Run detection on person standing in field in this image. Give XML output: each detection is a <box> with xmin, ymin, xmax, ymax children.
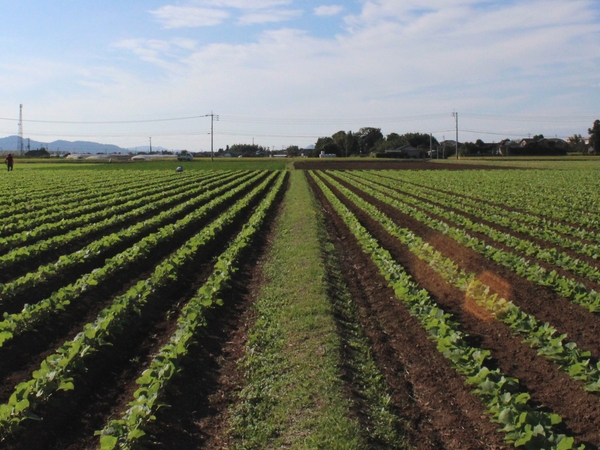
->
<box><xmin>5</xmin><ymin>154</ymin><xmax>14</xmax><ymax>171</ymax></box>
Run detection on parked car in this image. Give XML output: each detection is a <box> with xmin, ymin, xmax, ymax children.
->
<box><xmin>177</xmin><ymin>153</ymin><xmax>193</xmax><ymax>161</ymax></box>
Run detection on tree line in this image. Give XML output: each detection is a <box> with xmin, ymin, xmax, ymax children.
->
<box><xmin>220</xmin><ymin>119</ymin><xmax>600</xmax><ymax>158</ymax></box>
<box><xmin>306</xmin><ymin>128</ymin><xmax>439</xmax><ymax>157</ymax></box>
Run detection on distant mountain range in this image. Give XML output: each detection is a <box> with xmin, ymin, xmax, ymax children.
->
<box><xmin>0</xmin><ymin>135</ymin><xmax>167</xmax><ymax>154</ymax></box>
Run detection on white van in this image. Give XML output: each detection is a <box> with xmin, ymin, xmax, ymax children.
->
<box><xmin>177</xmin><ymin>153</ymin><xmax>193</xmax><ymax>161</ymax></box>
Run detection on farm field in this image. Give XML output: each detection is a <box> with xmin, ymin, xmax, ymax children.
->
<box><xmin>1</xmin><ymin>159</ymin><xmax>600</xmax><ymax>449</ymax></box>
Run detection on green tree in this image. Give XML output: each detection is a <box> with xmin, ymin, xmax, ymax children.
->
<box><xmin>332</xmin><ymin>130</ymin><xmax>359</xmax><ymax>157</ymax></box>
<box><xmin>588</xmin><ymin>120</ymin><xmax>600</xmax><ymax>152</ymax></box>
<box><xmin>568</xmin><ymin>134</ymin><xmax>586</xmax><ymax>154</ymax></box>
<box><xmin>313</xmin><ymin>137</ymin><xmax>341</xmax><ymax>157</ymax></box>
<box><xmin>285</xmin><ymin>145</ymin><xmax>299</xmax><ymax>157</ymax></box>
<box><xmin>386</xmin><ymin>132</ymin><xmax>408</xmax><ymax>148</ymax></box>
<box><xmin>229</xmin><ymin>143</ymin><xmax>269</xmax><ymax>155</ymax></box>
<box><xmin>373</xmin><ymin>132</ymin><xmax>408</xmax><ymax>152</ymax></box>
<box><xmin>401</xmin><ymin>132</ymin><xmax>438</xmax><ymax>149</ymax></box>
<box><xmin>356</xmin><ymin>127</ymin><xmax>384</xmax><ymax>155</ymax></box>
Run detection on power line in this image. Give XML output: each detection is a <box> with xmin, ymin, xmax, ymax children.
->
<box><xmin>0</xmin><ymin>130</ymin><xmax>208</xmax><ymax>138</ymax></box>
<box><xmin>0</xmin><ymin>115</ymin><xmax>206</xmax><ymax>124</ymax></box>
<box><xmin>461</xmin><ymin>113</ymin><xmax>597</xmax><ymax>123</ymax></box>
<box><xmin>219</xmin><ymin>113</ymin><xmax>450</xmax><ymax>125</ymax></box>
<box><xmin>0</xmin><ymin>111</ymin><xmax>595</xmax><ymax>125</ymax></box>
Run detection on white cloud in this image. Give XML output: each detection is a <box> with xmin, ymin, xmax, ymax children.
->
<box><xmin>150</xmin><ymin>1</ymin><xmax>300</xmax><ymax>28</ymax></box>
<box><xmin>113</xmin><ymin>38</ymin><xmax>198</xmax><ymax>70</ymax></box>
<box><xmin>237</xmin><ymin>9</ymin><xmax>302</xmax><ymax>24</ymax></box>
<box><xmin>314</xmin><ymin>5</ymin><xmax>344</xmax><ymax>17</ymax></box>
<box><xmin>150</xmin><ymin>5</ymin><xmax>230</xmax><ymax>28</ymax></box>
<box><xmin>200</xmin><ymin>0</ymin><xmax>292</xmax><ymax>8</ymax></box>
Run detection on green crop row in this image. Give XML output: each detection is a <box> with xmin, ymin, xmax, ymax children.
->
<box><xmin>97</xmin><ymin>171</ymin><xmax>286</xmax><ymax>449</ymax></box>
<box><xmin>0</xmin><ymin>172</ymin><xmax>239</xmax><ymax>272</ymax></box>
<box><xmin>0</xmin><ymin>171</ymin><xmax>217</xmax><ymax>253</ymax></box>
<box><xmin>0</xmin><ymin>170</ymin><xmax>249</xmax><ymax>305</ymax></box>
<box><xmin>309</xmin><ymin>171</ymin><xmax>580</xmax><ymax>450</ymax></box>
<box><xmin>0</xmin><ymin>171</ymin><xmax>215</xmax><ymax>238</ymax></box>
<box><xmin>0</xmin><ymin>171</ymin><xmax>266</xmax><ymax>348</ymax></box>
<box><xmin>0</xmin><ymin>171</ymin><xmax>280</xmax><ymax>440</ymax></box>
<box><xmin>344</xmin><ymin>171</ymin><xmax>600</xmax><ymax>287</ymax></box>
<box><xmin>371</xmin><ymin>171</ymin><xmax>600</xmax><ymax>251</ymax></box>
<box><xmin>322</xmin><ymin>171</ymin><xmax>600</xmax><ymax>399</ymax></box>
<box><xmin>378</xmin><ymin>170</ymin><xmax>600</xmax><ymax>231</ymax></box>
<box><xmin>336</xmin><ymin>171</ymin><xmax>600</xmax><ymax>314</ymax></box>
<box><xmin>0</xmin><ymin>171</ymin><xmax>174</xmax><ymax>222</ymax></box>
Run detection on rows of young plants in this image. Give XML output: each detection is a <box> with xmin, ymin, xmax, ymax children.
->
<box><xmin>97</xmin><ymin>170</ymin><xmax>286</xmax><ymax>449</ymax></box>
<box><xmin>0</xmin><ymin>173</ymin><xmax>232</xmax><ymax>278</ymax></box>
<box><xmin>0</xmin><ymin>171</ymin><xmax>175</xmax><ymax>220</ymax></box>
<box><xmin>347</xmin><ymin>171</ymin><xmax>600</xmax><ymax>282</ymax></box>
<box><xmin>339</xmin><ymin>171</ymin><xmax>600</xmax><ymax>316</ymax></box>
<box><xmin>309</xmin><ymin>170</ymin><xmax>581</xmax><ymax>449</ymax></box>
<box><xmin>0</xmin><ymin>168</ymin><xmax>285</xmax><ymax>447</ymax></box>
<box><xmin>378</xmin><ymin>169</ymin><xmax>600</xmax><ymax>230</ymax></box>
<box><xmin>0</xmin><ymin>171</ymin><xmax>204</xmax><ymax>240</ymax></box>
<box><xmin>0</xmin><ymin>171</ymin><xmax>266</xmax><ymax>348</ymax></box>
<box><xmin>5</xmin><ymin>163</ymin><xmax>600</xmax><ymax>449</ymax></box>
<box><xmin>321</xmin><ymin>171</ymin><xmax>600</xmax><ymax>397</ymax></box>
<box><xmin>371</xmin><ymin>172</ymin><xmax>600</xmax><ymax>252</ymax></box>
<box><xmin>0</xmin><ymin>170</ymin><xmax>253</xmax><ymax>305</ymax></box>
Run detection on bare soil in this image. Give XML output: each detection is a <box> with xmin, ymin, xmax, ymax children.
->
<box><xmin>310</xmin><ymin>170</ymin><xmax>600</xmax><ymax>449</ymax></box>
<box><xmin>294</xmin><ymin>160</ymin><xmax>519</xmax><ymax>171</ymax></box>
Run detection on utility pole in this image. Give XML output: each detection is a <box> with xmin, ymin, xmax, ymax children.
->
<box><xmin>209</xmin><ymin>112</ymin><xmax>219</xmax><ymax>162</ymax></box>
<box><xmin>442</xmin><ymin>135</ymin><xmax>446</xmax><ymax>159</ymax></box>
<box><xmin>149</xmin><ymin>137</ymin><xmax>152</xmax><ymax>153</ymax></box>
<box><xmin>452</xmin><ymin>111</ymin><xmax>459</xmax><ymax>160</ymax></box>
<box><xmin>18</xmin><ymin>104</ymin><xmax>24</xmax><ymax>156</ymax></box>
<box><xmin>429</xmin><ymin>132</ymin><xmax>433</xmax><ymax>159</ymax></box>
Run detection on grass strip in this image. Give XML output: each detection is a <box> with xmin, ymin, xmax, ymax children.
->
<box><xmin>228</xmin><ymin>170</ymin><xmax>363</xmax><ymax>450</ymax></box>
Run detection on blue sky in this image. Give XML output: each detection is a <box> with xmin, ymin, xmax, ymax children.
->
<box><xmin>1</xmin><ymin>0</ymin><xmax>599</xmax><ymax>151</ymax></box>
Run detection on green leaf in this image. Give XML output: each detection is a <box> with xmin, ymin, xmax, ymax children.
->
<box><xmin>0</xmin><ymin>331</ymin><xmax>14</xmax><ymax>346</ymax></box>
<box><xmin>15</xmin><ymin>398</ymin><xmax>30</xmax><ymax>413</ymax></box>
<box><xmin>128</xmin><ymin>428</ymin><xmax>146</xmax><ymax>440</ymax></box>
<box><xmin>59</xmin><ymin>381</ymin><xmax>75</xmax><ymax>391</ymax></box>
<box><xmin>99</xmin><ymin>435</ymin><xmax>119</xmax><ymax>450</ymax></box>
<box><xmin>557</xmin><ymin>436</ymin><xmax>575</xmax><ymax>450</ymax></box>
<box><xmin>84</xmin><ymin>328</ymin><xmax>96</xmax><ymax>340</ymax></box>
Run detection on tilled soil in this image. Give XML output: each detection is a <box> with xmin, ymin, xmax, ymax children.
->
<box><xmin>0</xmin><ymin>175</ymin><xmax>280</xmax><ymax>450</ymax></box>
<box><xmin>294</xmin><ymin>160</ymin><xmax>519</xmax><ymax>171</ymax></box>
<box><xmin>307</xmin><ymin>172</ymin><xmax>508</xmax><ymax>449</ymax></box>
<box><xmin>309</xmin><ymin>170</ymin><xmax>600</xmax><ymax>449</ymax></box>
